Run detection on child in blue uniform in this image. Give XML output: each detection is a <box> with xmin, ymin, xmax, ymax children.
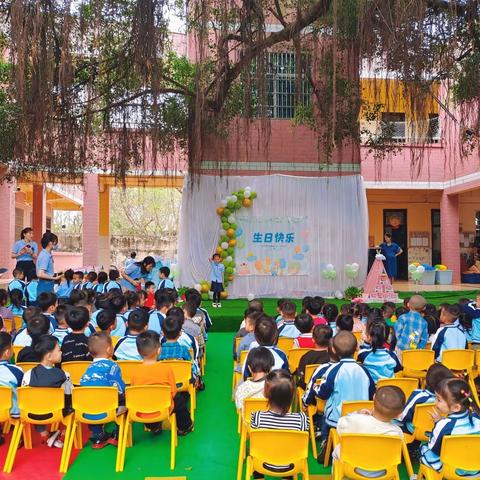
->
<box><xmin>357</xmin><ymin>320</ymin><xmax>402</xmax><ymax>383</ymax></box>
<box><xmin>431</xmin><ymin>304</ymin><xmax>468</xmax><ymax>361</ymax></box>
<box><xmin>113</xmin><ymin>309</ymin><xmax>148</xmax><ymax>360</ymax></box>
<box><xmin>95</xmin><ymin>271</ymin><xmax>108</xmax><ymax>294</ymax></box>
<box><xmin>25</xmin><ymin>274</ymin><xmax>39</xmax><ymax>307</ymax></box>
<box><xmin>156</xmin><ymin>266</ymin><xmax>176</xmax><ymax>291</ymax></box>
<box><xmin>8</xmin><ymin>269</ymin><xmax>26</xmax><ymax>295</ymax></box>
<box><xmin>420</xmin><ymin>378</ymin><xmax>480</xmax><ymax>473</ymax></box>
<box><xmin>463</xmin><ymin>292</ymin><xmax>480</xmax><ymax>347</ymax></box>
<box><xmin>208</xmin><ymin>253</ymin><xmax>224</xmax><ymax>308</ymax></box>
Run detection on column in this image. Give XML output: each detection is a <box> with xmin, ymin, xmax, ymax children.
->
<box><xmin>98</xmin><ymin>185</ymin><xmax>111</xmax><ymax>269</ymax></box>
<box><xmin>0</xmin><ymin>179</ymin><xmax>17</xmax><ymax>271</ymax></box>
<box><xmin>440</xmin><ymin>191</ymin><xmax>461</xmax><ymax>283</ymax></box>
<box><xmin>82</xmin><ymin>173</ymin><xmax>100</xmax><ymax>267</ymax></box>
<box><xmin>32</xmin><ymin>183</ymin><xmax>46</xmax><ymax>243</ymax></box>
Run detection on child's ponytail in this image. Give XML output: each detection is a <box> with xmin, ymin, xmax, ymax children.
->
<box><xmin>367</xmin><ymin>320</ymin><xmax>386</xmax><ymax>352</ymax></box>
<box><xmin>436</xmin><ymin>378</ymin><xmax>480</xmax><ymax>416</ymax></box>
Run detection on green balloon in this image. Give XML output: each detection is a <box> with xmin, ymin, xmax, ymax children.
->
<box><xmin>229</xmin><ymin>261</ymin><xmax>236</xmax><ymax>268</ymax></box>
<box><xmin>250</xmin><ymin>191</ymin><xmax>257</xmax><ymax>199</ymax></box>
<box><xmin>221</xmin><ymin>216</ymin><xmax>228</xmax><ymax>223</ymax></box>
<box><xmin>226</xmin><ymin>267</ymin><xmax>234</xmax><ymax>274</ymax></box>
<box><xmin>221</xmin><ymin>251</ymin><xmax>228</xmax><ymax>259</ymax></box>
<box><xmin>221</xmin><ymin>235</ymin><xmax>229</xmax><ymax>243</ymax></box>
<box><xmin>201</xmin><ymin>293</ymin><xmax>209</xmax><ymax>300</ymax></box>
<box><xmin>237</xmin><ymin>193</ymin><xmax>244</xmax><ymax>201</ymax></box>
<box><xmin>227</xmin><ymin>247</ymin><xmax>234</xmax><ymax>255</ymax></box>
<box><xmin>223</xmin><ymin>208</ymin><xmax>231</xmax><ymax>216</ymax></box>
<box><xmin>231</xmin><ymin>223</ymin><xmax>237</xmax><ymax>230</ymax></box>
<box><xmin>238</xmin><ymin>189</ymin><xmax>245</xmax><ymax>194</ymax></box>
<box><xmin>222</xmin><ymin>222</ymin><xmax>230</xmax><ymax>230</ymax></box>
<box><xmin>235</xmin><ymin>201</ymin><xmax>242</xmax><ymax>209</ymax></box>
<box><xmin>227</xmin><ymin>201</ymin><xmax>235</xmax><ymax>209</ymax></box>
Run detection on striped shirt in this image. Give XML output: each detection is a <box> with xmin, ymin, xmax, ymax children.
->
<box><xmin>420</xmin><ymin>410</ymin><xmax>480</xmax><ymax>472</ymax></box>
<box><xmin>251</xmin><ymin>410</ymin><xmax>309</xmax><ymax>431</ymax></box>
<box><xmin>398</xmin><ymin>389</ymin><xmax>435</xmax><ymax>434</ymax></box>
<box><xmin>357</xmin><ymin>347</ymin><xmax>402</xmax><ymax>383</ymax></box>
<box><xmin>431</xmin><ymin>320</ymin><xmax>468</xmax><ymax>361</ymax></box>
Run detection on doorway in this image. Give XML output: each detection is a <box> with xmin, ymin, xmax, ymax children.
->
<box><xmin>431</xmin><ymin>209</ymin><xmax>441</xmax><ymax>266</ymax></box>
<box><xmin>383</xmin><ymin>209</ymin><xmax>408</xmax><ymax>280</ymax></box>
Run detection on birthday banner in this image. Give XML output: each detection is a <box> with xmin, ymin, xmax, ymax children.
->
<box><xmin>235</xmin><ymin>216</ymin><xmax>310</xmax><ymax>276</ymax></box>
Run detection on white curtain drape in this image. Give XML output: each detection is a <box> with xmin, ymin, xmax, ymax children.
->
<box><xmin>177</xmin><ymin>174</ymin><xmax>369</xmax><ymax>298</ymax></box>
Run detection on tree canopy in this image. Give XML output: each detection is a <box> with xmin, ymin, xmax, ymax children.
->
<box><xmin>0</xmin><ymin>0</ymin><xmax>479</xmax><ymax>181</ymax></box>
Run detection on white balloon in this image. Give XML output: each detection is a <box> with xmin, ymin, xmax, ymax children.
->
<box><xmin>247</xmin><ymin>293</ymin><xmax>255</xmax><ymax>301</ymax></box>
<box><xmin>231</xmin><ymin>195</ymin><xmax>237</xmax><ymax>202</ymax></box>
<box><xmin>335</xmin><ymin>290</ymin><xmax>344</xmax><ymax>299</ymax></box>
<box><xmin>220</xmin><ymin>199</ymin><xmax>227</xmax><ymax>207</ymax></box>
<box><xmin>245</xmin><ymin>186</ymin><xmax>251</xmax><ymax>191</ymax></box>
<box><xmin>221</xmin><ymin>242</ymin><xmax>229</xmax><ymax>249</ymax></box>
<box><xmin>326</xmin><ymin>263</ymin><xmax>334</xmax><ymax>271</ymax></box>
<box><xmin>226</xmin><ymin>256</ymin><xmax>233</xmax><ymax>262</ymax></box>
<box><xmin>244</xmin><ymin>191</ymin><xmax>251</xmax><ymax>198</ymax></box>
<box><xmin>194</xmin><ymin>283</ymin><xmax>201</xmax><ymax>292</ymax></box>
<box><xmin>352</xmin><ymin>263</ymin><xmax>359</xmax><ymax>270</ymax></box>
<box><xmin>226</xmin><ymin>196</ymin><xmax>232</xmax><ymax>202</ymax></box>
<box><xmin>228</xmin><ymin>215</ymin><xmax>235</xmax><ymax>224</ymax></box>
<box><xmin>417</xmin><ymin>265</ymin><xmax>425</xmax><ymax>273</ymax></box>
<box><xmin>220</xmin><ymin>229</ymin><xmax>227</xmax><ymax>236</ymax></box>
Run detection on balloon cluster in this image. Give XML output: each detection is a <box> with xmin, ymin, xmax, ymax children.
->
<box><xmin>434</xmin><ymin>264</ymin><xmax>448</xmax><ymax>271</ymax></box>
<box><xmin>195</xmin><ymin>281</ymin><xmax>211</xmax><ymax>301</ymax></box>
<box><xmin>344</xmin><ymin>263</ymin><xmax>360</xmax><ymax>279</ymax></box>
<box><xmin>322</xmin><ymin>264</ymin><xmax>337</xmax><ymax>280</ymax></box>
<box><xmin>215</xmin><ymin>186</ymin><xmax>257</xmax><ymax>291</ymax></box>
<box><xmin>408</xmin><ymin>263</ymin><xmax>425</xmax><ymax>282</ymax></box>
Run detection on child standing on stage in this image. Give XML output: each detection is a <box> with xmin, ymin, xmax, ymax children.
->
<box><xmin>208</xmin><ymin>253</ymin><xmax>225</xmax><ymax>308</ymax></box>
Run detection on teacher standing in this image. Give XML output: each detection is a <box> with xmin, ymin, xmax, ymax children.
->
<box><xmin>11</xmin><ymin>227</ymin><xmax>38</xmax><ymax>281</ymax></box>
<box><xmin>379</xmin><ymin>232</ymin><xmax>403</xmax><ymax>283</ymax></box>
<box><xmin>120</xmin><ymin>256</ymin><xmax>156</xmax><ymax>291</ymax></box>
<box><xmin>36</xmin><ymin>232</ymin><xmax>62</xmax><ymax>294</ymax></box>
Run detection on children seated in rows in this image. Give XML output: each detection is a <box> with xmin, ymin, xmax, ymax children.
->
<box><xmin>94</xmin><ymin>271</ymin><xmax>108</xmax><ymax>294</ymax></box>
<box><xmin>108</xmin><ymin>292</ymin><xmax>128</xmax><ymax>337</ymax></box>
<box><xmin>431</xmin><ymin>303</ymin><xmax>468</xmax><ymax>361</ymax></box>
<box><xmin>420</xmin><ymin>378</ymin><xmax>480</xmax><ymax>473</ymax></box>
<box><xmin>72</xmin><ymin>271</ymin><xmax>84</xmax><ymax>290</ymax></box>
<box><xmin>234</xmin><ymin>308</ymin><xmax>262</xmax><ymax>360</ymax></box>
<box><xmin>106</xmin><ymin>269</ymin><xmax>122</xmax><ymax>292</ymax></box>
<box><xmin>8</xmin><ymin>269</ymin><xmax>26</xmax><ymax>295</ymax></box>
<box><xmin>296</xmin><ymin>324</ymin><xmax>332</xmax><ymax>389</ymax></box>
<box><xmin>235</xmin><ymin>347</ymin><xmax>274</xmax><ymax>412</ymax></box>
<box><xmin>305</xmin><ymin>297</ymin><xmax>326</xmax><ymax>326</ymax></box>
<box><xmin>17</xmin><ymin>314</ymin><xmax>51</xmax><ymax>362</ymax></box>
<box><xmin>183</xmin><ymin>289</ymin><xmax>208</xmax><ymax>340</ymax></box>
<box><xmin>9</xmin><ymin>290</ymin><xmax>24</xmax><ymax>317</ymax></box>
<box><xmin>182</xmin><ymin>302</ymin><xmax>205</xmax><ymax>355</ymax></box>
<box><xmin>22</xmin><ymin>335</ymin><xmax>72</xmax><ymax>448</ymax></box>
<box><xmin>37</xmin><ymin>291</ymin><xmax>57</xmax><ymax>331</ymax></box>
<box><xmin>303</xmin><ymin>331</ymin><xmax>375</xmax><ymax>441</ymax></box>
<box><xmin>277</xmin><ymin>300</ymin><xmax>299</xmax><ymax>337</ymax></box>
<box><xmin>336</xmin><ymin>315</ymin><xmax>353</xmax><ymax>334</ymax></box>
<box><xmin>52</xmin><ymin>304</ymin><xmax>70</xmax><ymax>345</ymax></box>
<box><xmin>293</xmin><ymin>313</ymin><xmax>315</xmax><ymax>348</ymax></box>
<box><xmin>61</xmin><ymin>306</ymin><xmax>92</xmax><ymax>362</ymax></box>
<box><xmin>56</xmin><ymin>269</ymin><xmax>75</xmax><ymax>300</ymax></box>
<box><xmin>13</xmin><ymin>307</ymin><xmax>41</xmax><ymax>347</ymax></box>
<box><xmin>243</xmin><ymin>316</ymin><xmax>289</xmax><ymax>380</ymax></box>
<box><xmin>131</xmin><ymin>330</ymin><xmax>194</xmax><ymax>436</ymax></box>
<box><xmin>80</xmin><ymin>332</ymin><xmax>125</xmax><ymax>448</ymax></box>
<box><xmin>357</xmin><ymin>320</ymin><xmax>402</xmax><ymax>383</ymax></box>
<box><xmin>148</xmin><ymin>289</ymin><xmax>175</xmax><ymax>334</ymax></box>
<box><xmin>323</xmin><ymin>303</ymin><xmax>339</xmax><ymax>331</ymax></box>
<box><xmin>113</xmin><ymin>308</ymin><xmax>149</xmax><ymax>360</ymax></box>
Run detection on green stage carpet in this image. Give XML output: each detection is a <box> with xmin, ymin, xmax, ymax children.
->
<box><xmin>207</xmin><ymin>291</ymin><xmax>478</xmax><ymax>332</ymax></box>
<box><xmin>63</xmin><ymin>332</ymin><xmax>423</xmax><ymax>479</ymax></box>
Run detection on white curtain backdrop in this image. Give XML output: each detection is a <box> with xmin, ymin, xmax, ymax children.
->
<box><xmin>177</xmin><ymin>174</ymin><xmax>369</xmax><ymax>298</ymax></box>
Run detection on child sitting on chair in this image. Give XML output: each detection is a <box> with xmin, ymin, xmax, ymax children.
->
<box><xmin>16</xmin><ymin>314</ymin><xmax>51</xmax><ymax>362</ymax></box>
<box><xmin>113</xmin><ymin>308</ymin><xmax>148</xmax><ymax>360</ymax></box>
<box><xmin>431</xmin><ymin>304</ymin><xmax>468</xmax><ymax>361</ymax></box>
<box><xmin>61</xmin><ymin>306</ymin><xmax>92</xmax><ymax>362</ymax></box>
<box><xmin>293</xmin><ymin>313</ymin><xmax>315</xmax><ymax>348</ymax></box>
<box><xmin>235</xmin><ymin>347</ymin><xmax>274</xmax><ymax>413</ymax></box>
<box><xmin>277</xmin><ymin>301</ymin><xmax>300</xmax><ymax>338</ymax></box>
<box><xmin>333</xmin><ymin>386</ymin><xmax>405</xmax><ymax>470</ymax></box>
<box><xmin>234</xmin><ymin>309</ymin><xmax>262</xmax><ymax>361</ymax></box>
<box><xmin>250</xmin><ymin>369</ymin><xmax>309</xmax><ymax>478</ymax></box>
<box><xmin>21</xmin><ymin>335</ymin><xmax>72</xmax><ymax>448</ymax></box>
<box><xmin>80</xmin><ymin>332</ymin><xmax>125</xmax><ymax>449</ymax></box>
<box><xmin>131</xmin><ymin>330</ymin><xmax>194</xmax><ymax>436</ymax></box>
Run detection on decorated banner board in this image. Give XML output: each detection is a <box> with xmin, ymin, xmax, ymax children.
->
<box><xmin>235</xmin><ymin>216</ymin><xmax>310</xmax><ymax>276</ymax></box>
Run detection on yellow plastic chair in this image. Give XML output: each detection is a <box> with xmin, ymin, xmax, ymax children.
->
<box><xmin>111</xmin><ymin>336</ymin><xmax>121</xmax><ymax>348</ymax></box>
<box><xmin>277</xmin><ymin>337</ymin><xmax>294</xmax><ymax>353</ymax></box>
<box><xmin>475</xmin><ymin>349</ymin><xmax>480</xmax><ymax>371</ymax></box>
<box><xmin>61</xmin><ymin>361</ymin><xmax>91</xmax><ymax>385</ymax></box>
<box><xmin>232</xmin><ymin>349</ymin><xmax>249</xmax><ymax>395</ymax></box>
<box><xmin>441</xmin><ymin>349</ymin><xmax>480</xmax><ymax>406</ymax></box>
<box><xmin>60</xmin><ymin>386</ymin><xmax>126</xmax><ymax>473</ymax></box>
<box><xmin>118</xmin><ymin>385</ymin><xmax>177</xmax><ymax>471</ymax></box>
<box><xmin>244</xmin><ymin>429</ymin><xmax>309</xmax><ymax>480</ymax></box>
<box><xmin>3</xmin><ymin>387</ymin><xmax>73</xmax><ymax>473</ymax></box>
<box><xmin>377</xmin><ymin>377</ymin><xmax>419</xmax><ymax>401</ymax></box>
<box><xmin>12</xmin><ymin>346</ymin><xmax>23</xmax><ymax>362</ymax></box>
<box><xmin>401</xmin><ymin>350</ymin><xmax>435</xmax><ymax>386</ymax></box>
<box><xmin>418</xmin><ymin>435</ymin><xmax>480</xmax><ymax>480</ymax></box>
<box><xmin>404</xmin><ymin>403</ymin><xmax>436</xmax><ymax>444</ymax></box>
<box><xmin>296</xmin><ymin>363</ymin><xmax>320</xmax><ymax>410</ymax></box>
<box><xmin>353</xmin><ymin>331</ymin><xmax>363</xmax><ymax>343</ymax></box>
<box><xmin>15</xmin><ymin>362</ymin><xmax>40</xmax><ymax>371</ymax></box>
<box><xmin>4</xmin><ymin>316</ymin><xmax>23</xmax><ymax>334</ymax></box>
<box><xmin>324</xmin><ymin>401</ymin><xmax>374</xmax><ymax>467</ymax></box>
<box><xmin>236</xmin><ymin>397</ymin><xmax>269</xmax><ymax>480</ymax></box>
<box><xmin>116</xmin><ymin>360</ymin><xmax>143</xmax><ymax>385</ymax></box>
<box><xmin>0</xmin><ymin>386</ymin><xmax>18</xmax><ymax>436</ymax></box>
<box><xmin>287</xmin><ymin>348</ymin><xmax>312</xmax><ymax>375</ymax></box>
<box><xmin>332</xmin><ymin>434</ymin><xmax>402</xmax><ymax>480</ymax></box>
<box><xmin>160</xmin><ymin>360</ymin><xmax>196</xmax><ymax>421</ymax></box>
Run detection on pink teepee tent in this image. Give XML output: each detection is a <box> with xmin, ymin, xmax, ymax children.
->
<box><xmin>362</xmin><ymin>253</ymin><xmax>400</xmax><ymax>303</ymax></box>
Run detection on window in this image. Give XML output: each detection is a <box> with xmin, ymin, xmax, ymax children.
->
<box><xmin>253</xmin><ymin>52</ymin><xmax>311</xmax><ymax>119</ymax></box>
<box><xmin>381</xmin><ymin>112</ymin><xmax>406</xmax><ymax>142</ymax></box>
<box><xmin>427</xmin><ymin>114</ymin><xmax>440</xmax><ymax>143</ymax></box>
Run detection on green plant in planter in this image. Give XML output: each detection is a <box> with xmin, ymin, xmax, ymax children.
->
<box><xmin>344</xmin><ymin>286</ymin><xmax>363</xmax><ymax>301</ymax></box>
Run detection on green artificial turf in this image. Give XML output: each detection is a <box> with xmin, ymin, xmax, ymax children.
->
<box><xmin>207</xmin><ymin>291</ymin><xmax>479</xmax><ymax>332</ymax></box>
<box><xmin>63</xmin><ymin>332</ymin><xmax>422</xmax><ymax>480</ymax></box>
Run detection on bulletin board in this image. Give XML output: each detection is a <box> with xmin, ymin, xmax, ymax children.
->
<box><xmin>409</xmin><ymin>231</ymin><xmax>430</xmax><ymax>248</ymax></box>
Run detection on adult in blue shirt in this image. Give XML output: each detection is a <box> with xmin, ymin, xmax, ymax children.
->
<box><xmin>36</xmin><ymin>232</ymin><xmax>62</xmax><ymax>294</ymax></box>
<box><xmin>11</xmin><ymin>227</ymin><xmax>38</xmax><ymax>281</ymax></box>
<box><xmin>120</xmin><ymin>256</ymin><xmax>156</xmax><ymax>292</ymax></box>
<box><xmin>379</xmin><ymin>233</ymin><xmax>403</xmax><ymax>283</ymax></box>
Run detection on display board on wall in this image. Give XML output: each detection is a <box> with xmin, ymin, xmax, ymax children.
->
<box><xmin>409</xmin><ymin>231</ymin><xmax>430</xmax><ymax>247</ymax></box>
<box><xmin>408</xmin><ymin>247</ymin><xmax>432</xmax><ymax>266</ymax></box>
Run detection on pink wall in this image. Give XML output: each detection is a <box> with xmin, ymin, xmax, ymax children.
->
<box><xmin>52</xmin><ymin>252</ymin><xmax>84</xmax><ymax>272</ymax></box>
